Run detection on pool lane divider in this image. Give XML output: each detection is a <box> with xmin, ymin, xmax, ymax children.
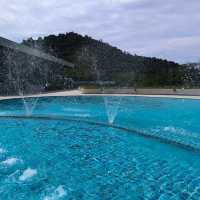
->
<box><xmin>0</xmin><ymin>115</ymin><xmax>200</xmax><ymax>154</ymax></box>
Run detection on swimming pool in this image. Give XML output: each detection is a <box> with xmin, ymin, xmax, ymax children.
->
<box><xmin>0</xmin><ymin>96</ymin><xmax>200</xmax><ymax>199</ymax></box>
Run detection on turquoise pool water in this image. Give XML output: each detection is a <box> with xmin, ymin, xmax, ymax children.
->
<box><xmin>0</xmin><ymin>96</ymin><xmax>200</xmax><ymax>199</ymax></box>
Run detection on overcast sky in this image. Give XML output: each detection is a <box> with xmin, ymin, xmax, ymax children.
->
<box><xmin>1</xmin><ymin>0</ymin><xmax>200</xmax><ymax>63</ymax></box>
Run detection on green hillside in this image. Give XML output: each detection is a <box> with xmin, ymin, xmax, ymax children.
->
<box><xmin>22</xmin><ymin>32</ymin><xmax>187</xmax><ymax>88</ymax></box>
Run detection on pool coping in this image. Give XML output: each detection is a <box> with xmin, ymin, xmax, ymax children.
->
<box><xmin>1</xmin><ymin>90</ymin><xmax>200</xmax><ymax>100</ymax></box>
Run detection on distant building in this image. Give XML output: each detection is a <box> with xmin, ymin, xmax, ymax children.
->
<box><xmin>76</xmin><ymin>81</ymin><xmax>115</xmax><ymax>86</ymax></box>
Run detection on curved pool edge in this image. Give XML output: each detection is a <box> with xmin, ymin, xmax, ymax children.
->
<box><xmin>0</xmin><ymin>114</ymin><xmax>200</xmax><ymax>154</ymax></box>
<box><xmin>1</xmin><ymin>90</ymin><xmax>200</xmax><ymax>101</ymax></box>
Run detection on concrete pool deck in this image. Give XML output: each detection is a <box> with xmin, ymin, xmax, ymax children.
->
<box><xmin>1</xmin><ymin>89</ymin><xmax>200</xmax><ymax>100</ymax></box>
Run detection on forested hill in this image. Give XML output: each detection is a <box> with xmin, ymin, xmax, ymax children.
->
<box><xmin>22</xmin><ymin>32</ymin><xmax>187</xmax><ymax>87</ymax></box>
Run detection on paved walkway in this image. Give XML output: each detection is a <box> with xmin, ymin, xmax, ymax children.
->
<box><xmin>0</xmin><ymin>90</ymin><xmax>81</xmax><ymax>100</ymax></box>
<box><xmin>1</xmin><ymin>90</ymin><xmax>200</xmax><ymax>100</ymax></box>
